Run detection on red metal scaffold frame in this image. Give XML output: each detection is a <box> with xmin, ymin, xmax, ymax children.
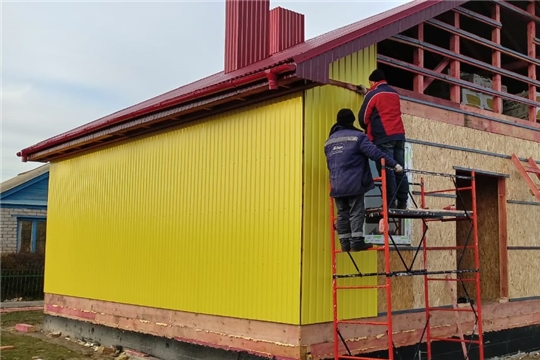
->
<box><xmin>329</xmin><ymin>160</ymin><xmax>484</xmax><ymax>360</ymax></box>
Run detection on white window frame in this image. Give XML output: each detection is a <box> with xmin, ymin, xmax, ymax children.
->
<box><xmin>364</xmin><ymin>142</ymin><xmax>413</xmax><ymax>245</ymax></box>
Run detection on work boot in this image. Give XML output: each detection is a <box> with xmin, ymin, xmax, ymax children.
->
<box><xmin>397</xmin><ymin>201</ymin><xmax>407</xmax><ymax>210</ymax></box>
<box><xmin>350</xmin><ymin>237</ymin><xmax>373</xmax><ymax>252</ymax></box>
<box><xmin>339</xmin><ymin>238</ymin><xmax>351</xmax><ymax>252</ymax></box>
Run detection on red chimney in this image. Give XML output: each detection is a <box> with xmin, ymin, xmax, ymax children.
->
<box><xmin>224</xmin><ymin>0</ymin><xmax>270</xmax><ymax>73</ymax></box>
<box><xmin>269</xmin><ymin>7</ymin><xmax>305</xmax><ymax>55</ymax></box>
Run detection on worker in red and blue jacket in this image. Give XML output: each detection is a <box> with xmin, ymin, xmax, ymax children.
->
<box><xmin>325</xmin><ymin>108</ymin><xmax>403</xmax><ymax>252</ymax></box>
<box><xmin>357</xmin><ymin>69</ymin><xmax>410</xmax><ymax>209</ymax></box>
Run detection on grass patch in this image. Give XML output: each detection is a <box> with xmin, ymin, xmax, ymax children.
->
<box><xmin>0</xmin><ymin>310</ymin><xmax>108</xmax><ymax>360</ymax></box>
<box><xmin>0</xmin><ymin>331</ymin><xmax>79</xmax><ymax>360</ymax></box>
<box><xmin>1</xmin><ymin>310</ymin><xmax>44</xmax><ymax>327</ymax></box>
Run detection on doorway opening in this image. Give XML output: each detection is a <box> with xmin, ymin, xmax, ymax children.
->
<box><xmin>456</xmin><ymin>170</ymin><xmax>508</xmax><ymax>302</ymax></box>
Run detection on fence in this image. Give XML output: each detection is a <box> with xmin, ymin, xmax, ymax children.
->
<box><xmin>1</xmin><ymin>269</ymin><xmax>44</xmax><ymax>301</ymax></box>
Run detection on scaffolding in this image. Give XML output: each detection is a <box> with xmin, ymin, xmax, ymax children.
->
<box><xmin>329</xmin><ymin>160</ymin><xmax>484</xmax><ymax>360</ymax></box>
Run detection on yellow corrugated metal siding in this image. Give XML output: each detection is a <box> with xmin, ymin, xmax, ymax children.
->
<box><xmin>301</xmin><ymin>45</ymin><xmax>379</xmax><ymax>324</ymax></box>
<box><xmin>45</xmin><ymin>94</ymin><xmax>303</xmax><ymax>325</ymax></box>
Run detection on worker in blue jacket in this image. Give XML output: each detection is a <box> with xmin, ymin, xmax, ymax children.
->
<box><xmin>325</xmin><ymin>108</ymin><xmax>403</xmax><ymax>252</ymax></box>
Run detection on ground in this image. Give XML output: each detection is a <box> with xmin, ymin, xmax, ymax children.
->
<box><xmin>0</xmin><ymin>310</ymin><xmax>538</xmax><ymax>360</ymax></box>
<box><xmin>0</xmin><ymin>310</ymin><xmax>122</xmax><ymax>360</ymax></box>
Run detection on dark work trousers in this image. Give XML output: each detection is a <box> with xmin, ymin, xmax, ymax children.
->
<box><xmin>335</xmin><ymin>193</ymin><xmax>366</xmax><ymax>246</ymax></box>
<box><xmin>375</xmin><ymin>140</ymin><xmax>410</xmax><ymax>207</ymax></box>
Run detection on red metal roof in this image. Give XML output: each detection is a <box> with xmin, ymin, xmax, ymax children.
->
<box><xmin>19</xmin><ymin>0</ymin><xmax>464</xmax><ymax>161</ymax></box>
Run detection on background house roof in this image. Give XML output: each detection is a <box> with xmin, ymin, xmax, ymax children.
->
<box><xmin>1</xmin><ymin>164</ymin><xmax>50</xmax><ymax>195</ymax></box>
<box><xmin>1</xmin><ymin>164</ymin><xmax>50</xmax><ymax>208</ymax></box>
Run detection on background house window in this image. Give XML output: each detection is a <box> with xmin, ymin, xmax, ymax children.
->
<box><xmin>364</xmin><ymin>143</ymin><xmax>413</xmax><ymax>245</ymax></box>
<box><xmin>17</xmin><ymin>218</ymin><xmax>46</xmax><ymax>253</ymax></box>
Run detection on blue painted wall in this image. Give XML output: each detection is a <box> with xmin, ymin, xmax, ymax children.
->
<box><xmin>1</xmin><ymin>173</ymin><xmax>49</xmax><ymax>207</ymax></box>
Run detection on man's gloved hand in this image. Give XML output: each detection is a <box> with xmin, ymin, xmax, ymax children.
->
<box><xmin>356</xmin><ymin>85</ymin><xmax>367</xmax><ymax>95</ymax></box>
<box><xmin>345</xmin><ymin>83</ymin><xmax>367</xmax><ymax>95</ymax></box>
<box><xmin>394</xmin><ymin>164</ymin><xmax>404</xmax><ymax>173</ymax></box>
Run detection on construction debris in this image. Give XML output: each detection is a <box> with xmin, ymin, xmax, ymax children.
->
<box><xmin>15</xmin><ymin>323</ymin><xmax>36</xmax><ymax>333</ymax></box>
<box><xmin>124</xmin><ymin>349</ymin><xmax>149</xmax><ymax>357</ymax></box>
<box><xmin>491</xmin><ymin>352</ymin><xmax>540</xmax><ymax>360</ymax></box>
<box><xmin>97</xmin><ymin>345</ymin><xmax>117</xmax><ymax>355</ymax></box>
<box><xmin>47</xmin><ymin>331</ymin><xmax>62</xmax><ymax>338</ymax></box>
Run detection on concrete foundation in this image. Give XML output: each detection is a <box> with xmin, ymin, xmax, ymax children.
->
<box><xmin>44</xmin><ymin>315</ymin><xmax>266</xmax><ymax>360</ymax></box>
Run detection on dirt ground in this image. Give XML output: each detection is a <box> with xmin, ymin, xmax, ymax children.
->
<box><xmin>0</xmin><ymin>310</ymin><xmax>539</xmax><ymax>360</ymax></box>
<box><xmin>0</xmin><ymin>310</ymin><xmax>122</xmax><ymax>360</ymax></box>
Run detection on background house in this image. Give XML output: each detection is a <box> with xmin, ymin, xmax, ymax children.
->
<box><xmin>16</xmin><ymin>0</ymin><xmax>540</xmax><ymax>359</ymax></box>
<box><xmin>1</xmin><ymin>164</ymin><xmax>49</xmax><ymax>254</ymax></box>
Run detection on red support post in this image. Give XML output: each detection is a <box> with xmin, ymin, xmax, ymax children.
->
<box><xmin>420</xmin><ymin>178</ymin><xmax>433</xmax><ymax>359</ymax></box>
<box><xmin>329</xmin><ymin>185</ymin><xmax>339</xmax><ymax>360</ymax></box>
<box><xmin>498</xmin><ymin>177</ymin><xmax>509</xmax><ymax>300</ymax></box>
<box><xmin>450</xmin><ymin>13</ymin><xmax>461</xmax><ymax>103</ymax></box>
<box><xmin>492</xmin><ymin>4</ymin><xmax>502</xmax><ymax>113</ymax></box>
<box><xmin>381</xmin><ymin>159</ymin><xmax>394</xmax><ymax>360</ymax></box>
<box><xmin>527</xmin><ymin>1</ymin><xmax>537</xmax><ymax>123</ymax></box>
<box><xmin>414</xmin><ymin>23</ymin><xmax>425</xmax><ymax>94</ymax></box>
<box><xmin>471</xmin><ymin>172</ymin><xmax>485</xmax><ymax>360</ymax></box>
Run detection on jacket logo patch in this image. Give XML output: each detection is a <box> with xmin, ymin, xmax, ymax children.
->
<box><xmin>330</xmin><ymin>144</ymin><xmax>345</xmax><ymax>155</ymax></box>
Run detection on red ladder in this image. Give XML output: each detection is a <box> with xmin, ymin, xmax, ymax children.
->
<box><xmin>329</xmin><ymin>176</ymin><xmax>393</xmax><ymax>360</ymax></box>
<box><xmin>511</xmin><ymin>154</ymin><xmax>540</xmax><ymax>202</ymax></box>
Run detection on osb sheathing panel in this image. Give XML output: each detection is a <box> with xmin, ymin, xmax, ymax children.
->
<box><xmin>508</xmin><ymin>252</ymin><xmax>540</xmax><ymax>298</ymax></box>
<box><xmin>404</xmin><ymin>114</ymin><xmax>540</xmax><ymax>202</ymax></box>
<box><xmin>506</xmin><ymin>204</ymin><xmax>539</xmax><ymax>246</ymax></box>
<box><xmin>389</xmin><ymin>115</ymin><xmax>540</xmax><ymax>309</ymax></box>
<box><xmin>405</xmin><ymin>115</ymin><xmax>540</xmax><ymax>158</ymax></box>
<box><xmin>377</xmin><ymin>252</ymin><xmax>415</xmax><ymax>311</ymax></box>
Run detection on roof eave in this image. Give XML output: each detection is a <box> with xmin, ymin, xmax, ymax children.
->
<box><xmin>18</xmin><ymin>63</ymin><xmax>297</xmax><ymax>163</ymax></box>
<box><xmin>25</xmin><ymin>72</ymin><xmax>306</xmax><ymax>163</ymax></box>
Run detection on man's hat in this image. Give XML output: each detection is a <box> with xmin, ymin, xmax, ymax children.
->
<box><xmin>337</xmin><ymin>108</ymin><xmax>355</xmax><ymax>125</ymax></box>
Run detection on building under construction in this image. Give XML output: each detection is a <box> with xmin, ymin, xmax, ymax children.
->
<box><xmin>18</xmin><ymin>0</ymin><xmax>540</xmax><ymax>359</ymax></box>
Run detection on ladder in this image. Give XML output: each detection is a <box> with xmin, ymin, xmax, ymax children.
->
<box><xmin>329</xmin><ymin>182</ymin><xmax>393</xmax><ymax>360</ymax></box>
<box><xmin>511</xmin><ymin>154</ymin><xmax>540</xmax><ymax>202</ymax></box>
<box><xmin>329</xmin><ymin>162</ymin><xmax>484</xmax><ymax>360</ymax></box>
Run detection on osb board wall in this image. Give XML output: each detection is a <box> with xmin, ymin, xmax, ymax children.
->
<box><xmin>377</xmin><ymin>252</ymin><xmax>415</xmax><ymax>312</ymax></box>
<box><xmin>381</xmin><ymin>114</ymin><xmax>540</xmax><ymax>311</ymax></box>
<box><xmin>405</xmin><ymin>115</ymin><xmax>540</xmax><ymax>202</ymax></box>
<box><xmin>506</xmin><ymin>204</ymin><xmax>539</xmax><ymax>247</ymax></box>
<box><xmin>507</xmin><ymin>251</ymin><xmax>540</xmax><ymax>298</ymax></box>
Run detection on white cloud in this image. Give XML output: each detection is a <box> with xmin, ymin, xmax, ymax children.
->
<box><xmin>1</xmin><ymin>1</ymin><xmax>410</xmax><ymax>181</ymax></box>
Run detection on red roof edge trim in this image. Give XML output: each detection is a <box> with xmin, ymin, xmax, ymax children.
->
<box><xmin>17</xmin><ymin>63</ymin><xmax>297</xmax><ymax>162</ymax></box>
<box><xmin>293</xmin><ymin>0</ymin><xmax>443</xmax><ymax>63</ymax></box>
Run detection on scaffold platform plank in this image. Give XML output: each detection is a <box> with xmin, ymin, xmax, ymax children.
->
<box><xmin>365</xmin><ymin>207</ymin><xmax>473</xmax><ymax>219</ymax></box>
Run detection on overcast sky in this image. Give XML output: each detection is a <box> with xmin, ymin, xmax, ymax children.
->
<box><xmin>2</xmin><ymin>0</ymin><xmax>410</xmax><ymax>182</ymax></box>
